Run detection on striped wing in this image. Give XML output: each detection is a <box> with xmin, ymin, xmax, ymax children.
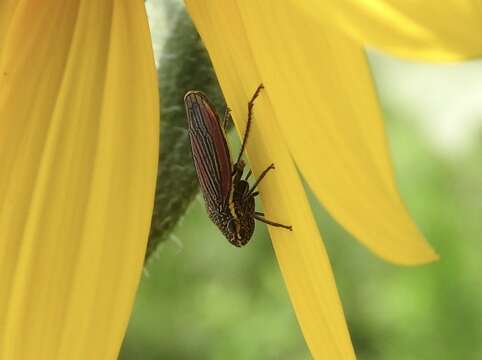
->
<box><xmin>185</xmin><ymin>91</ymin><xmax>232</xmax><ymax>206</ymax></box>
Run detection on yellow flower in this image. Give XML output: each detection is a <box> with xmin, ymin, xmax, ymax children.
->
<box><xmin>0</xmin><ymin>1</ymin><xmax>158</xmax><ymax>359</ymax></box>
<box><xmin>184</xmin><ymin>1</ymin><xmax>482</xmax><ymax>358</ymax></box>
<box><xmin>1</xmin><ymin>1</ymin><xmax>481</xmax><ymax>359</ymax></box>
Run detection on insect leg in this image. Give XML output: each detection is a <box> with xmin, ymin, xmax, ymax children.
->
<box><xmin>222</xmin><ymin>107</ymin><xmax>232</xmax><ymax>131</ymax></box>
<box><xmin>254</xmin><ymin>214</ymin><xmax>292</xmax><ymax>230</ymax></box>
<box><xmin>235</xmin><ymin>84</ymin><xmax>264</xmax><ymax>165</ymax></box>
<box><xmin>232</xmin><ymin>159</ymin><xmax>245</xmax><ymax>184</ymax></box>
<box><xmin>248</xmin><ymin>163</ymin><xmax>275</xmax><ymax>195</ymax></box>
<box><xmin>245</xmin><ymin>169</ymin><xmax>252</xmax><ymax>180</ymax></box>
<box><xmin>255</xmin><ymin>211</ymin><xmax>264</xmax><ymax>216</ymax></box>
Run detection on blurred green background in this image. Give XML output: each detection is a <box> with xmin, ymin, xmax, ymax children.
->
<box><xmin>121</xmin><ymin>3</ymin><xmax>482</xmax><ymax>359</ymax></box>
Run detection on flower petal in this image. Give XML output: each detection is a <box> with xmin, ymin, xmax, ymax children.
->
<box><xmin>296</xmin><ymin>0</ymin><xmax>482</xmax><ymax>61</ymax></box>
<box><xmin>0</xmin><ymin>1</ymin><xmax>158</xmax><ymax>359</ymax></box>
<box><xmin>186</xmin><ymin>1</ymin><xmax>355</xmax><ymax>358</ymax></box>
<box><xmin>0</xmin><ymin>0</ymin><xmax>16</xmax><ymax>56</ymax></box>
<box><xmin>232</xmin><ymin>3</ymin><xmax>438</xmax><ymax>265</ymax></box>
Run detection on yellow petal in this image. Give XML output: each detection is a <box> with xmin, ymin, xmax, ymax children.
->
<box><xmin>234</xmin><ymin>3</ymin><xmax>437</xmax><ymax>265</ymax></box>
<box><xmin>186</xmin><ymin>1</ymin><xmax>355</xmax><ymax>358</ymax></box>
<box><xmin>296</xmin><ymin>0</ymin><xmax>482</xmax><ymax>61</ymax></box>
<box><xmin>0</xmin><ymin>1</ymin><xmax>158</xmax><ymax>359</ymax></box>
<box><xmin>0</xmin><ymin>0</ymin><xmax>16</xmax><ymax>57</ymax></box>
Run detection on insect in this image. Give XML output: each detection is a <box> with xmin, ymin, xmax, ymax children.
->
<box><xmin>184</xmin><ymin>84</ymin><xmax>292</xmax><ymax>247</ymax></box>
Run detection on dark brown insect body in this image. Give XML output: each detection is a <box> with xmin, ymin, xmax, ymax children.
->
<box><xmin>185</xmin><ymin>84</ymin><xmax>292</xmax><ymax>247</ymax></box>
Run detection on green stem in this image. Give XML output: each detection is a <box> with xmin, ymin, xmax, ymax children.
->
<box><xmin>146</xmin><ymin>4</ymin><xmax>225</xmax><ymax>261</ymax></box>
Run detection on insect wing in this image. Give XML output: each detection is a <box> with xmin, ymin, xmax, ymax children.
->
<box><xmin>185</xmin><ymin>91</ymin><xmax>232</xmax><ymax>206</ymax></box>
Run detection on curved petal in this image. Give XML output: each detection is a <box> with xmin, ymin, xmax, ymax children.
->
<box><xmin>295</xmin><ymin>0</ymin><xmax>482</xmax><ymax>61</ymax></box>
<box><xmin>186</xmin><ymin>1</ymin><xmax>355</xmax><ymax>359</ymax></box>
<box><xmin>0</xmin><ymin>1</ymin><xmax>158</xmax><ymax>359</ymax></box>
<box><xmin>233</xmin><ymin>3</ymin><xmax>437</xmax><ymax>265</ymax></box>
